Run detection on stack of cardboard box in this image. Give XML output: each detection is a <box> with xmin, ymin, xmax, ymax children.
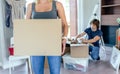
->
<box><xmin>62</xmin><ymin>54</ymin><xmax>88</xmax><ymax>72</ymax></box>
<box><xmin>62</xmin><ymin>39</ymin><xmax>89</xmax><ymax>72</ymax></box>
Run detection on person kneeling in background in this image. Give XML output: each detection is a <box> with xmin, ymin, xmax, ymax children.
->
<box><xmin>75</xmin><ymin>19</ymin><xmax>103</xmax><ymax>60</ymax></box>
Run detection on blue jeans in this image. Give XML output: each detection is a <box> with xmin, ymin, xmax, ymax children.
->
<box><xmin>31</xmin><ymin>56</ymin><xmax>61</xmax><ymax>74</ymax></box>
<box><xmin>89</xmin><ymin>45</ymin><xmax>100</xmax><ymax>60</ymax></box>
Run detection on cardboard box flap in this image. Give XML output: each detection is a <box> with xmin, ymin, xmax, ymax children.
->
<box><xmin>70</xmin><ymin>44</ymin><xmax>88</xmax><ymax>46</ymax></box>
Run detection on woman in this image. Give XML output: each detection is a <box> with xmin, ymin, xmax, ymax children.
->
<box><xmin>75</xmin><ymin>19</ymin><xmax>103</xmax><ymax>60</ymax></box>
<box><xmin>26</xmin><ymin>0</ymin><xmax>68</xmax><ymax>74</ymax></box>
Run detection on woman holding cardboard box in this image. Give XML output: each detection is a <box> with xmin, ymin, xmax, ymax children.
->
<box><xmin>26</xmin><ymin>0</ymin><xmax>68</xmax><ymax>74</ymax></box>
<box><xmin>75</xmin><ymin>19</ymin><xmax>103</xmax><ymax>60</ymax></box>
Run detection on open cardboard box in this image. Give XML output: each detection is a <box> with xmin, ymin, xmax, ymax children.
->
<box><xmin>70</xmin><ymin>44</ymin><xmax>89</xmax><ymax>58</ymax></box>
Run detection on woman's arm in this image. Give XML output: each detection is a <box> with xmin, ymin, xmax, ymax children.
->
<box><xmin>56</xmin><ymin>2</ymin><xmax>68</xmax><ymax>37</ymax></box>
<box><xmin>26</xmin><ymin>3</ymin><xmax>32</xmax><ymax>19</ymax></box>
<box><xmin>56</xmin><ymin>2</ymin><xmax>68</xmax><ymax>55</ymax></box>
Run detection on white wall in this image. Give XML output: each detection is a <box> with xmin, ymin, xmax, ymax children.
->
<box><xmin>77</xmin><ymin>0</ymin><xmax>101</xmax><ymax>34</ymax></box>
<box><xmin>0</xmin><ymin>0</ymin><xmax>13</xmax><ymax>68</ymax></box>
<box><xmin>0</xmin><ymin>2</ymin><xmax>2</xmax><ymax>63</ymax></box>
<box><xmin>0</xmin><ymin>0</ymin><xmax>6</xmax><ymax>64</ymax></box>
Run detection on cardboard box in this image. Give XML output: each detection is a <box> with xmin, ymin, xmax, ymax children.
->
<box><xmin>62</xmin><ymin>54</ymin><xmax>88</xmax><ymax>72</ymax></box>
<box><xmin>13</xmin><ymin>19</ymin><xmax>62</xmax><ymax>56</ymax></box>
<box><xmin>116</xmin><ymin>28</ymin><xmax>120</xmax><ymax>50</ymax></box>
<box><xmin>70</xmin><ymin>44</ymin><xmax>89</xmax><ymax>58</ymax></box>
<box><xmin>45</xmin><ymin>57</ymin><xmax>49</xmax><ymax>68</ymax></box>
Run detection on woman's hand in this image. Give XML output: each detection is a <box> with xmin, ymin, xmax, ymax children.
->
<box><xmin>61</xmin><ymin>39</ymin><xmax>66</xmax><ymax>55</ymax></box>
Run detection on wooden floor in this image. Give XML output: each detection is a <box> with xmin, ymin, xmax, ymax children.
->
<box><xmin>0</xmin><ymin>46</ymin><xmax>120</xmax><ymax>74</ymax></box>
<box><xmin>0</xmin><ymin>61</ymin><xmax>119</xmax><ymax>74</ymax></box>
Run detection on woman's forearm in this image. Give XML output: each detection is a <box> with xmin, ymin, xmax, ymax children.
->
<box><xmin>63</xmin><ymin>24</ymin><xmax>68</xmax><ymax>37</ymax></box>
